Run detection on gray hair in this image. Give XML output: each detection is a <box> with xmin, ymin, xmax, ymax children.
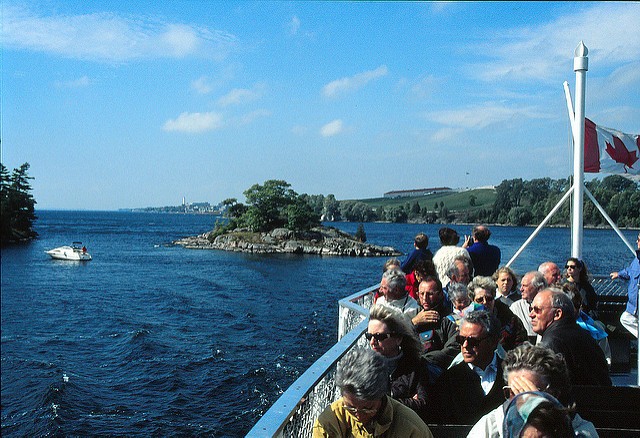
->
<box><xmin>369</xmin><ymin>304</ymin><xmax>422</xmax><ymax>360</ymax></box>
<box><xmin>462</xmin><ymin>309</ymin><xmax>501</xmax><ymax>338</ymax></box>
<box><xmin>446</xmin><ymin>255</ymin><xmax>472</xmax><ymax>279</ymax></box>
<box><xmin>448</xmin><ymin>282</ymin><xmax>469</xmax><ymax>303</ymax></box>
<box><xmin>336</xmin><ymin>347</ymin><xmax>389</xmax><ymax>400</ymax></box>
<box><xmin>503</xmin><ymin>342</ymin><xmax>572</xmax><ymax>406</ymax></box>
<box><xmin>382</xmin><ymin>268</ymin><xmax>407</xmax><ymax>294</ymax></box>
<box><xmin>467</xmin><ymin>276</ymin><xmax>497</xmax><ymax>299</ymax></box>
<box><xmin>548</xmin><ymin>288</ymin><xmax>576</xmax><ymax>320</ymax></box>
<box><xmin>524</xmin><ymin>270</ymin><xmax>547</xmax><ymax>292</ymax></box>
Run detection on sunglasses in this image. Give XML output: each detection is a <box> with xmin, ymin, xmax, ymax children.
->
<box><xmin>474</xmin><ymin>295</ymin><xmax>494</xmax><ymax>304</ymax></box>
<box><xmin>342</xmin><ymin>403</ymin><xmax>378</xmax><ymax>415</ymax></box>
<box><xmin>365</xmin><ymin>332</ymin><xmax>394</xmax><ymax>342</ymax></box>
<box><xmin>455</xmin><ymin>334</ymin><xmax>490</xmax><ymax>348</ymax></box>
<box><xmin>565</xmin><ymin>264</ymin><xmax>577</xmax><ymax>269</ymax></box>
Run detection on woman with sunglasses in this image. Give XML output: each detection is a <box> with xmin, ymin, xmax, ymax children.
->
<box><xmin>367</xmin><ymin>304</ymin><xmax>430</xmax><ymax>420</ymax></box>
<box><xmin>468</xmin><ymin>276</ymin><xmax>527</xmax><ymax>351</ymax></box>
<box><xmin>312</xmin><ymin>347</ymin><xmax>433</xmax><ymax>437</ymax></box>
<box><xmin>564</xmin><ymin>257</ymin><xmax>598</xmax><ymax>318</ymax></box>
<box><xmin>467</xmin><ymin>342</ymin><xmax>597</xmax><ymax>438</ymax></box>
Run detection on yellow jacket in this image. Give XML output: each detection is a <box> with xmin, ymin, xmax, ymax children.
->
<box><xmin>312</xmin><ymin>395</ymin><xmax>433</xmax><ymax>438</ymax></box>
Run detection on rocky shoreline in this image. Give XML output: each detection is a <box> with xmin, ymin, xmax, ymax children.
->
<box><xmin>173</xmin><ymin>226</ymin><xmax>402</xmax><ymax>257</ymax></box>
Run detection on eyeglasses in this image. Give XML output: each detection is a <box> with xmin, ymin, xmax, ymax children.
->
<box><xmin>529</xmin><ymin>305</ymin><xmax>558</xmax><ymax>314</ymax></box>
<box><xmin>342</xmin><ymin>403</ymin><xmax>378</xmax><ymax>415</ymax></box>
<box><xmin>565</xmin><ymin>264</ymin><xmax>577</xmax><ymax>269</ymax></box>
<box><xmin>455</xmin><ymin>334</ymin><xmax>490</xmax><ymax>348</ymax></box>
<box><xmin>474</xmin><ymin>295</ymin><xmax>494</xmax><ymax>304</ymax></box>
<box><xmin>502</xmin><ymin>384</ymin><xmax>550</xmax><ymax>400</ymax></box>
<box><xmin>365</xmin><ymin>332</ymin><xmax>394</xmax><ymax>342</ymax></box>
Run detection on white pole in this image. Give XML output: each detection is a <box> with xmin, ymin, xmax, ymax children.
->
<box><xmin>571</xmin><ymin>41</ymin><xmax>588</xmax><ymax>259</ymax></box>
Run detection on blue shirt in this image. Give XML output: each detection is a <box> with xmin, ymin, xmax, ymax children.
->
<box><xmin>618</xmin><ymin>250</ymin><xmax>640</xmax><ymax>317</ymax></box>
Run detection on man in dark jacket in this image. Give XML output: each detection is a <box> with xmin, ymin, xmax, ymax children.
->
<box><xmin>530</xmin><ymin>288</ymin><xmax>611</xmax><ymax>386</ymax></box>
<box><xmin>427</xmin><ymin>310</ymin><xmax>505</xmax><ymax>425</ymax></box>
<box><xmin>464</xmin><ymin>225</ymin><xmax>500</xmax><ymax>277</ymax></box>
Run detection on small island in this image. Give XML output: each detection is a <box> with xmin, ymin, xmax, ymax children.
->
<box><xmin>173</xmin><ymin>180</ymin><xmax>401</xmax><ymax>257</ymax></box>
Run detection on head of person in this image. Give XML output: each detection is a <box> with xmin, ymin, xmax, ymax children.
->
<box><xmin>564</xmin><ymin>257</ymin><xmax>589</xmax><ymax>284</ymax></box>
<box><xmin>493</xmin><ymin>266</ymin><xmax>518</xmax><ymax>297</ymax></box>
<box><xmin>502</xmin><ymin>342</ymin><xmax>573</xmax><ymax>406</ymax></box>
<box><xmin>637</xmin><ymin>232</ymin><xmax>640</xmax><ymax>250</ymax></box>
<box><xmin>414</xmin><ymin>232</ymin><xmax>429</xmax><ymax>249</ymax></box>
<box><xmin>418</xmin><ymin>276</ymin><xmax>444</xmax><ymax>310</ymax></box>
<box><xmin>439</xmin><ymin>227</ymin><xmax>460</xmax><ymax>246</ymax></box>
<box><xmin>382</xmin><ymin>257</ymin><xmax>401</xmax><ymax>273</ymax></box>
<box><xmin>336</xmin><ymin>347</ymin><xmax>389</xmax><ymax>425</ymax></box>
<box><xmin>468</xmin><ymin>276</ymin><xmax>497</xmax><ymax>313</ymax></box>
<box><xmin>448</xmin><ymin>255</ymin><xmax>472</xmax><ymax>285</ymax></box>
<box><xmin>368</xmin><ymin>304</ymin><xmax>422</xmax><ymax>359</ymax></box>
<box><xmin>562</xmin><ymin>282</ymin><xmax>583</xmax><ymax>315</ymax></box>
<box><xmin>538</xmin><ymin>262</ymin><xmax>562</xmax><ymax>287</ymax></box>
<box><xmin>380</xmin><ymin>268</ymin><xmax>407</xmax><ymax>300</ymax></box>
<box><xmin>473</xmin><ymin>225</ymin><xmax>491</xmax><ymax>243</ymax></box>
<box><xmin>458</xmin><ymin>310</ymin><xmax>501</xmax><ymax>369</ymax></box>
<box><xmin>448</xmin><ymin>282</ymin><xmax>471</xmax><ymax>311</ymax></box>
<box><xmin>503</xmin><ymin>392</ymin><xmax>574</xmax><ymax>438</ymax></box>
<box><xmin>520</xmin><ymin>271</ymin><xmax>547</xmax><ymax>303</ymax></box>
<box><xmin>529</xmin><ymin>289</ymin><xmax>575</xmax><ymax>335</ymax></box>
<box><xmin>412</xmin><ymin>258</ymin><xmax>437</xmax><ymax>284</ymax></box>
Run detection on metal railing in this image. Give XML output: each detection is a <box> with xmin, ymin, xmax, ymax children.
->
<box><xmin>246</xmin><ymin>285</ymin><xmax>376</xmax><ymax>437</ymax></box>
<box><xmin>246</xmin><ymin>277</ymin><xmax>630</xmax><ymax>437</ymax></box>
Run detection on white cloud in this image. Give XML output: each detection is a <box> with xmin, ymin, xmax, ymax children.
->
<box><xmin>1</xmin><ymin>4</ymin><xmax>237</xmax><ymax>62</ymax></box>
<box><xmin>320</xmin><ymin>119</ymin><xmax>344</xmax><ymax>137</ymax></box>
<box><xmin>473</xmin><ymin>3</ymin><xmax>640</xmax><ymax>83</ymax></box>
<box><xmin>191</xmin><ymin>76</ymin><xmax>213</xmax><ymax>94</ymax></box>
<box><xmin>237</xmin><ymin>109</ymin><xmax>271</xmax><ymax>125</ymax></box>
<box><xmin>288</xmin><ymin>16</ymin><xmax>301</xmax><ymax>35</ymax></box>
<box><xmin>163</xmin><ymin>112</ymin><xmax>223</xmax><ymax>133</ymax></box>
<box><xmin>322</xmin><ymin>65</ymin><xmax>388</xmax><ymax>98</ymax></box>
<box><xmin>423</xmin><ymin>103</ymin><xmax>550</xmax><ymax>141</ymax></box>
<box><xmin>217</xmin><ymin>83</ymin><xmax>265</xmax><ymax>107</ymax></box>
<box><xmin>55</xmin><ymin>75</ymin><xmax>91</xmax><ymax>88</ymax></box>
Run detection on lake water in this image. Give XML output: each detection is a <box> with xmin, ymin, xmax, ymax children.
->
<box><xmin>1</xmin><ymin>211</ymin><xmax>637</xmax><ymax>436</ymax></box>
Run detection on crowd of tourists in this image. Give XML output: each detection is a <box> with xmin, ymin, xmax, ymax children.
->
<box><xmin>313</xmin><ymin>227</ymin><xmax>640</xmax><ymax>437</ymax></box>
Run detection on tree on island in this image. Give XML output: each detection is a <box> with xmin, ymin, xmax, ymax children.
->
<box><xmin>212</xmin><ymin>180</ymin><xmax>320</xmax><ymax>237</ymax></box>
<box><xmin>1</xmin><ymin>162</ymin><xmax>38</xmax><ymax>245</ymax></box>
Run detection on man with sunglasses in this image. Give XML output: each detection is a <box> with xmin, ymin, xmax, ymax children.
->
<box><xmin>312</xmin><ymin>347</ymin><xmax>433</xmax><ymax>437</ymax></box>
<box><xmin>610</xmin><ymin>232</ymin><xmax>640</xmax><ymax>338</ymax></box>
<box><xmin>427</xmin><ymin>310</ymin><xmax>505</xmax><ymax>425</ymax></box>
<box><xmin>530</xmin><ymin>289</ymin><xmax>611</xmax><ymax>386</ymax></box>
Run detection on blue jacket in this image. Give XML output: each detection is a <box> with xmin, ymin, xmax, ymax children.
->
<box><xmin>618</xmin><ymin>250</ymin><xmax>640</xmax><ymax>317</ymax></box>
<box><xmin>467</xmin><ymin>241</ymin><xmax>501</xmax><ymax>277</ymax></box>
<box><xmin>401</xmin><ymin>247</ymin><xmax>433</xmax><ymax>274</ymax></box>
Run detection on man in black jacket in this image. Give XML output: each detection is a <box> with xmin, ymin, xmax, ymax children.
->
<box><xmin>427</xmin><ymin>310</ymin><xmax>505</xmax><ymax>424</ymax></box>
<box><xmin>530</xmin><ymin>288</ymin><xmax>611</xmax><ymax>386</ymax></box>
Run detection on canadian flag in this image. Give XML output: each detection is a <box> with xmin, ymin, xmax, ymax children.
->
<box><xmin>584</xmin><ymin>118</ymin><xmax>640</xmax><ymax>175</ymax></box>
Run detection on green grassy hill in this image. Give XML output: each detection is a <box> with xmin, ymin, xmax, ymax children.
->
<box><xmin>350</xmin><ymin>188</ymin><xmax>496</xmax><ymax>212</ymax></box>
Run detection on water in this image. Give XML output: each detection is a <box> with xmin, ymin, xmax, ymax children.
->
<box><xmin>1</xmin><ymin>211</ymin><xmax>637</xmax><ymax>436</ymax></box>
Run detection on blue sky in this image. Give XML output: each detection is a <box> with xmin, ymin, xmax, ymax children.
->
<box><xmin>2</xmin><ymin>1</ymin><xmax>639</xmax><ymax>210</ymax></box>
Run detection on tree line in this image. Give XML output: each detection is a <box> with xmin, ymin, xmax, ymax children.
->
<box><xmin>217</xmin><ymin>175</ymin><xmax>639</xmax><ymax>235</ymax></box>
<box><xmin>1</xmin><ymin>163</ymin><xmax>38</xmax><ymax>244</ymax></box>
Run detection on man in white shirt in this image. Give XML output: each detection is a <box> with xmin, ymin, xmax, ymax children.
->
<box><xmin>510</xmin><ymin>271</ymin><xmax>546</xmax><ymax>344</ymax></box>
<box><xmin>376</xmin><ymin>268</ymin><xmax>420</xmax><ymax>319</ymax></box>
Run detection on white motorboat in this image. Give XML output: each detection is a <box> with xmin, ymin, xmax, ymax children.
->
<box><xmin>45</xmin><ymin>242</ymin><xmax>92</xmax><ymax>261</ymax></box>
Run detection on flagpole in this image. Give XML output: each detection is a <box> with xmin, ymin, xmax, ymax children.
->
<box><xmin>571</xmin><ymin>41</ymin><xmax>588</xmax><ymax>259</ymax></box>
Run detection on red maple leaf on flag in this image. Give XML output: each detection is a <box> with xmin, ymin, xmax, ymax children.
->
<box><xmin>605</xmin><ymin>135</ymin><xmax>638</xmax><ymax>172</ymax></box>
